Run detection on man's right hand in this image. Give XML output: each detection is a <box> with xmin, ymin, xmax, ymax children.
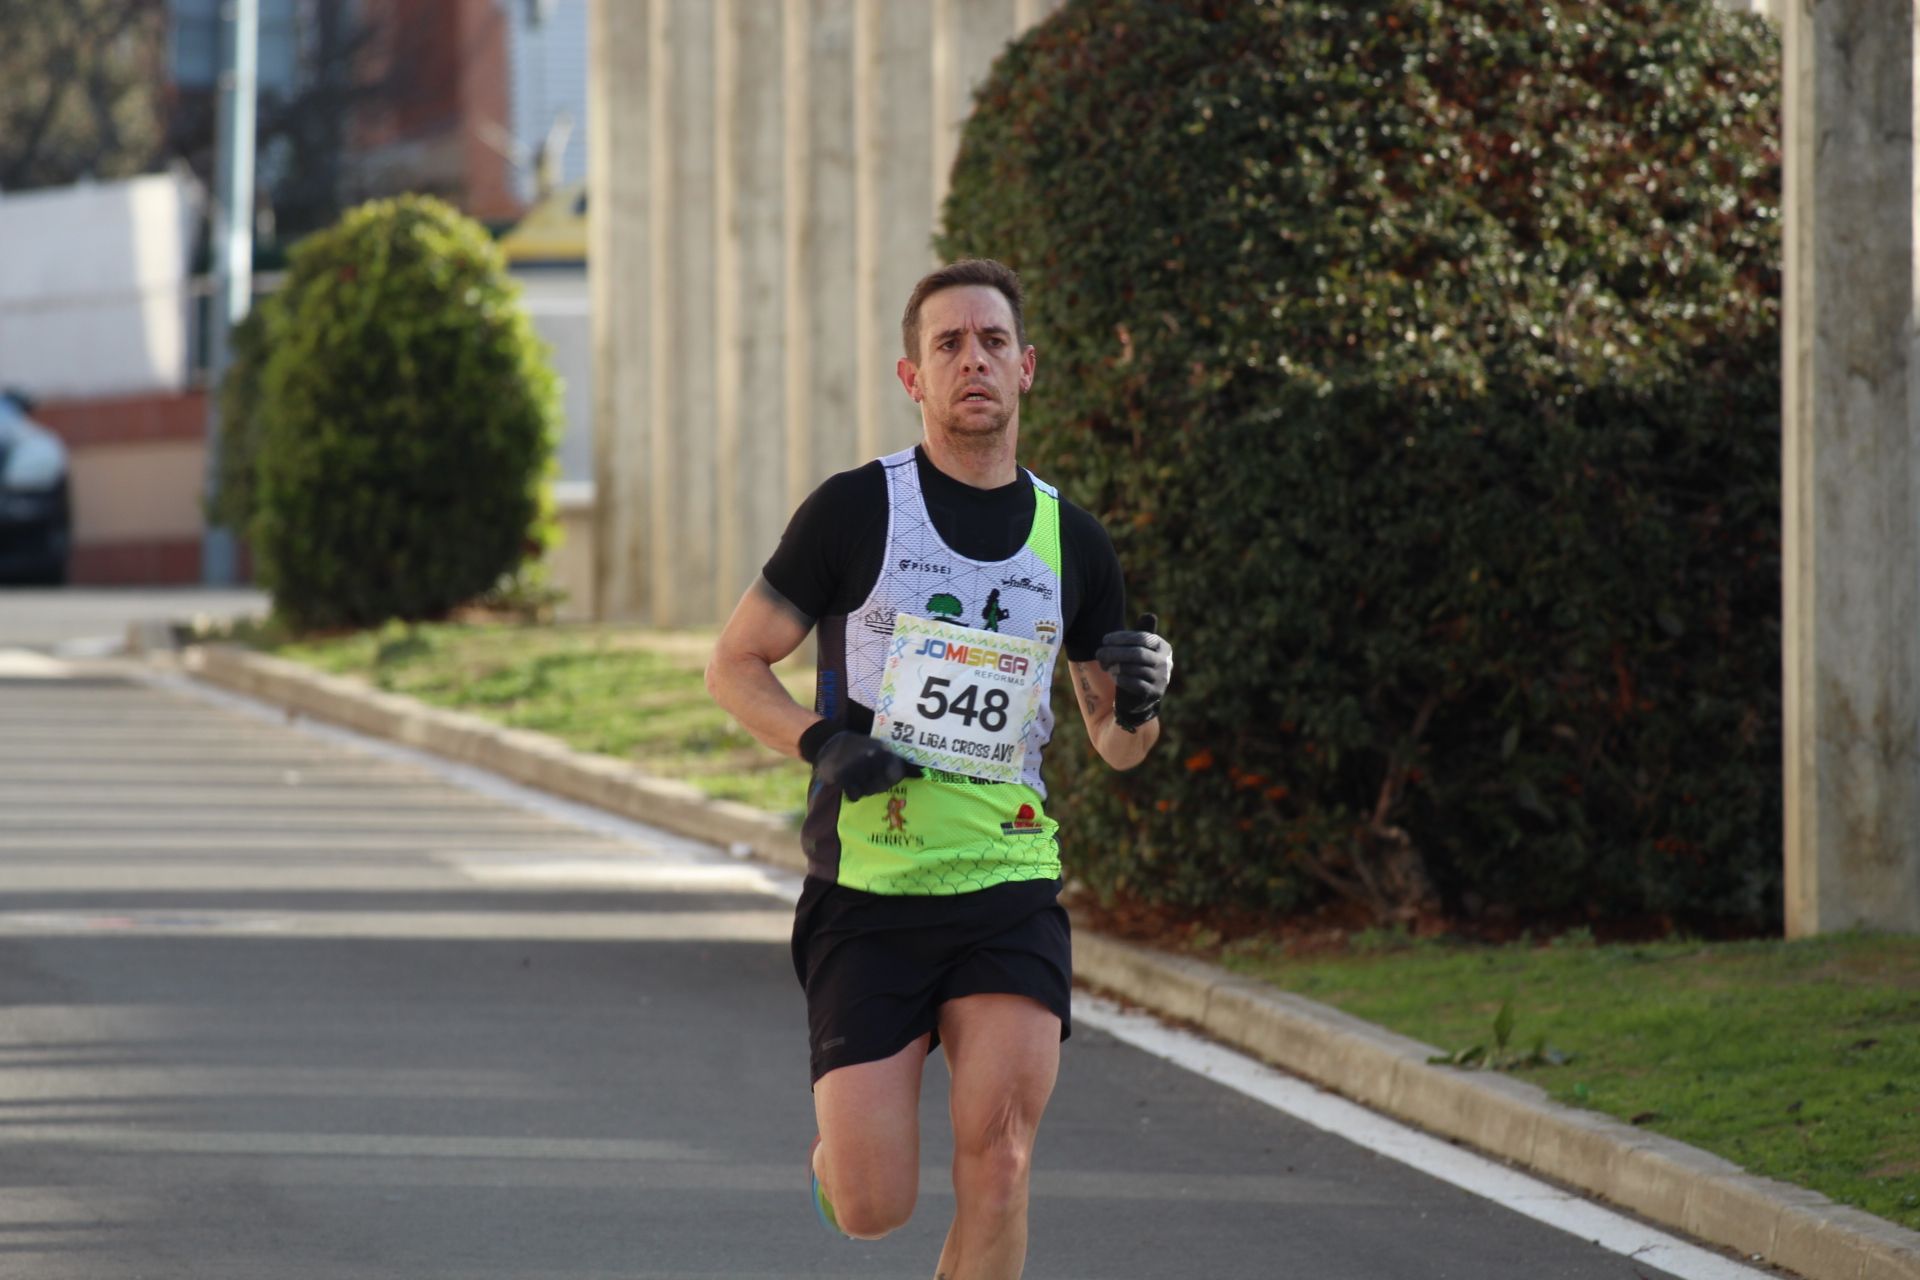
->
<box><xmin>811</xmin><ymin>731</ymin><xmax>924</xmax><ymax>802</ymax></box>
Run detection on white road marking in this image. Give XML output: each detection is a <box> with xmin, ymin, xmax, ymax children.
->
<box><xmin>4</xmin><ymin>1129</ymin><xmax>696</xmax><ymax>1162</ymax></box>
<box><xmin>442</xmin><ymin>852</ymin><xmax>790</xmax><ymax>895</ymax></box>
<box><xmin>0</xmin><ymin>648</ymin><xmax>73</xmax><ymax>677</ymax></box>
<box><xmin>144</xmin><ymin>664</ymin><xmax>1774</xmax><ymax>1278</ymax></box>
<box><xmin>0</xmin><ymin>908</ymin><xmax>792</xmax><ymax>942</ymax></box>
<box><xmin>1073</xmin><ymin>996</ymin><xmax>1774</xmax><ymax>1280</ymax></box>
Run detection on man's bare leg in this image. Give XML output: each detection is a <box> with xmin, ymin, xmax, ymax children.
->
<box><xmin>932</xmin><ymin>994</ymin><xmax>1061</xmax><ymax>1279</ymax></box>
<box><xmin>812</xmin><ymin>1033</ymin><xmax>931</xmax><ymax>1239</ymax></box>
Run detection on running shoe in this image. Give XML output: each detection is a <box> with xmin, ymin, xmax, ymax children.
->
<box><xmin>809</xmin><ymin>1134</ymin><xmax>845</xmax><ymax>1237</ymax></box>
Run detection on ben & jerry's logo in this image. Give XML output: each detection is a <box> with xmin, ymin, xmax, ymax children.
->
<box><xmin>869</xmin><ymin>789</ymin><xmax>924</xmax><ymax>848</ymax></box>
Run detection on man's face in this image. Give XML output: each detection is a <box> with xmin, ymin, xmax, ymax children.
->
<box><xmin>898</xmin><ymin>285</ymin><xmax>1036</xmax><ymax>443</ymax></box>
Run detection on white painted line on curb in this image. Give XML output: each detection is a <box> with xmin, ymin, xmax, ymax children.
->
<box><xmin>1074</xmin><ymin>995</ymin><xmax>1774</xmax><ymax>1280</ymax></box>
<box><xmin>149</xmin><ymin>660</ymin><xmax>1775</xmax><ymax>1279</ymax></box>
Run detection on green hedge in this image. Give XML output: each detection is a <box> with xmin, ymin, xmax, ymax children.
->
<box><xmin>252</xmin><ymin>195</ymin><xmax>559</xmax><ymax>629</ymax></box>
<box><xmin>940</xmin><ymin>0</ymin><xmax>1783</xmax><ymax>928</ymax></box>
<box><xmin>206</xmin><ymin>305</ymin><xmax>270</xmax><ymax>540</ymax></box>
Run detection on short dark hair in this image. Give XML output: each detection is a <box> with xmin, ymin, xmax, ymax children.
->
<box><xmin>901</xmin><ymin>258</ymin><xmax>1027</xmax><ymax>361</ymax></box>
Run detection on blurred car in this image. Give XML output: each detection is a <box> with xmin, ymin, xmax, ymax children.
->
<box><xmin>0</xmin><ymin>389</ymin><xmax>72</xmax><ymax>585</ymax></box>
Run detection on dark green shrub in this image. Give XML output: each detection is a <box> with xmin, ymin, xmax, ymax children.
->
<box><xmin>940</xmin><ymin>0</ymin><xmax>1782</xmax><ymax>928</ymax></box>
<box><xmin>253</xmin><ymin>195</ymin><xmax>559</xmax><ymax>629</ymax></box>
<box><xmin>206</xmin><ymin>304</ymin><xmax>274</xmax><ymax>539</ymax></box>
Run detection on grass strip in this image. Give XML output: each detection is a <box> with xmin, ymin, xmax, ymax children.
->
<box><xmin>1224</xmin><ymin>930</ymin><xmax>1920</xmax><ymax>1230</ymax></box>
<box><xmin>266</xmin><ymin>619</ymin><xmax>815</xmax><ymax>822</ymax></box>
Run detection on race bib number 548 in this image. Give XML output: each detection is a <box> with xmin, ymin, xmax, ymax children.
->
<box><xmin>871</xmin><ymin>614</ymin><xmax>1052</xmax><ymax>784</ymax></box>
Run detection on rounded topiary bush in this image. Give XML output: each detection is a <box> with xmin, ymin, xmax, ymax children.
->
<box><xmin>252</xmin><ymin>195</ymin><xmax>558</xmax><ymax>629</ymax></box>
<box><xmin>941</xmin><ymin>0</ymin><xmax>1782</xmax><ymax>928</ymax></box>
<box><xmin>206</xmin><ymin>303</ymin><xmax>272</xmax><ymax>540</ymax></box>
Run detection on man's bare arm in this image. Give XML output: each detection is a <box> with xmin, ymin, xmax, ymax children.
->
<box><xmin>1070</xmin><ymin>659</ymin><xmax>1159</xmax><ymax>770</ymax></box>
<box><xmin>705</xmin><ymin>578</ymin><xmax>820</xmax><ymax>756</ymax></box>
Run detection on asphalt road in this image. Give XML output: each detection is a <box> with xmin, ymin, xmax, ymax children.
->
<box><xmin>0</xmin><ymin>586</ymin><xmax>268</xmax><ymax>653</ymax></box>
<box><xmin>0</xmin><ymin>658</ymin><xmax>1711</xmax><ymax>1279</ymax></box>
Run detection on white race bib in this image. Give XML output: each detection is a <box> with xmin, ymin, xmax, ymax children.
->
<box><xmin>871</xmin><ymin>614</ymin><xmax>1053</xmax><ymax>784</ymax></box>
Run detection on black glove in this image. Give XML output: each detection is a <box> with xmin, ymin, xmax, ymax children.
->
<box><xmin>808</xmin><ymin>729</ymin><xmax>924</xmax><ymax>802</ymax></box>
<box><xmin>1096</xmin><ymin>612</ymin><xmax>1173</xmax><ymax>732</ymax></box>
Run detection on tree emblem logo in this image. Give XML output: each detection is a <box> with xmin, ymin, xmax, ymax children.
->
<box><xmin>926</xmin><ymin>592</ymin><xmax>964</xmax><ymax>620</ymax></box>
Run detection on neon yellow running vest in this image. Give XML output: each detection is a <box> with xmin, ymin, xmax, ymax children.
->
<box><xmin>800</xmin><ymin>448</ymin><xmax>1065</xmax><ymax>894</ymax></box>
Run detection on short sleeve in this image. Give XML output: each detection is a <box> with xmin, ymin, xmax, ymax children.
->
<box><xmin>761</xmin><ymin>463</ymin><xmax>887</xmax><ymax>620</ymax></box>
<box><xmin>1061</xmin><ymin>500</ymin><xmax>1126</xmax><ymax>663</ymax></box>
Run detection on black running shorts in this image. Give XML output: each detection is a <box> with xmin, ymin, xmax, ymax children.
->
<box><xmin>790</xmin><ymin>875</ymin><xmax>1072</xmax><ymax>1085</ymax></box>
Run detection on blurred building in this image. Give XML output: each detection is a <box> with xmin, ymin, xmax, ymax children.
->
<box><xmin>167</xmin><ymin>0</ymin><xmax>559</xmax><ymax>234</ymax></box>
<box><xmin>0</xmin><ymin>1</ymin><xmax>586</xmax><ymax>586</ymax></box>
<box><xmin>0</xmin><ymin>172</ymin><xmax>212</xmax><ymax>584</ymax></box>
<box><xmin>167</xmin><ymin>0</ymin><xmax>303</xmax><ymax>98</ymax></box>
<box><xmin>507</xmin><ymin>0</ymin><xmax>590</xmax><ymax>206</ymax></box>
<box><xmin>345</xmin><ymin>0</ymin><xmax>522</xmax><ymax>223</ymax></box>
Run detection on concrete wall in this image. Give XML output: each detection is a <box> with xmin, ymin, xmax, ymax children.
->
<box><xmin>34</xmin><ymin>391</ymin><xmax>213</xmax><ymax>584</ymax></box>
<box><xmin>0</xmin><ymin>171</ymin><xmax>202</xmax><ymax>400</ymax></box>
<box><xmin>513</xmin><ymin>267</ymin><xmax>594</xmax><ymax>487</ymax></box>
<box><xmin>587</xmin><ymin>0</ymin><xmax>1065</xmax><ymax>626</ymax></box>
<box><xmin>0</xmin><ymin>172</ymin><xmax>211</xmax><ymax>584</ymax></box>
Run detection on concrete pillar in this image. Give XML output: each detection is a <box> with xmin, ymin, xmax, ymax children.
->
<box><xmin>783</xmin><ymin>0</ymin><xmax>859</xmax><ymax>502</ymax></box>
<box><xmin>1781</xmin><ymin>1</ymin><xmax>1920</xmax><ymax>934</ymax></box>
<box><xmin>930</xmin><ymin>0</ymin><xmax>1017</xmax><ymax>222</ymax></box>
<box><xmin>1013</xmin><ymin>0</ymin><xmax>1063</xmax><ymax>30</ymax></box>
<box><xmin>593</xmin><ymin>0</ymin><xmax>1066</xmax><ymax>624</ymax></box>
<box><xmin>587</xmin><ymin>0</ymin><xmax>651</xmax><ymax>622</ymax></box>
<box><xmin>853</xmin><ymin>0</ymin><xmax>934</xmax><ymax>461</ymax></box>
<box><xmin>647</xmin><ymin>0</ymin><xmax>718</xmax><ymax>627</ymax></box>
<box><xmin>715</xmin><ymin>0</ymin><xmax>788</xmax><ymax>612</ymax></box>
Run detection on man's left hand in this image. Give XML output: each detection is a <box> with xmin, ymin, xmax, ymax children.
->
<box><xmin>1097</xmin><ymin>612</ymin><xmax>1172</xmax><ymax>732</ymax></box>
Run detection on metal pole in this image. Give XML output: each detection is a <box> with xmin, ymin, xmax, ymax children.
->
<box><xmin>202</xmin><ymin>0</ymin><xmax>259</xmax><ymax>586</ymax></box>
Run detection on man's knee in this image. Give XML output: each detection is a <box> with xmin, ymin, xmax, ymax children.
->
<box><xmin>832</xmin><ymin>1179</ymin><xmax>918</xmax><ymax>1239</ymax></box>
<box><xmin>954</xmin><ymin>1121</ymin><xmax>1035</xmax><ymax>1217</ymax></box>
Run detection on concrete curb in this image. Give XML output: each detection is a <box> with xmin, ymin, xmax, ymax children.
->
<box><xmin>171</xmin><ymin>640</ymin><xmax>1920</xmax><ymax>1280</ymax></box>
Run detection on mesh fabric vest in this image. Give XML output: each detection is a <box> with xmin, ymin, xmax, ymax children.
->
<box><xmin>802</xmin><ymin>448</ymin><xmax>1066</xmax><ymax>893</ymax></box>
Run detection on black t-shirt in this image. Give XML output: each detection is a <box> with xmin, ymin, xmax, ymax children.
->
<box><xmin>763</xmin><ymin>446</ymin><xmax>1126</xmax><ymax>666</ymax></box>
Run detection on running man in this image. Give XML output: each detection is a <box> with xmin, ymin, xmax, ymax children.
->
<box><xmin>706</xmin><ymin>258</ymin><xmax>1172</xmax><ymax>1279</ymax></box>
